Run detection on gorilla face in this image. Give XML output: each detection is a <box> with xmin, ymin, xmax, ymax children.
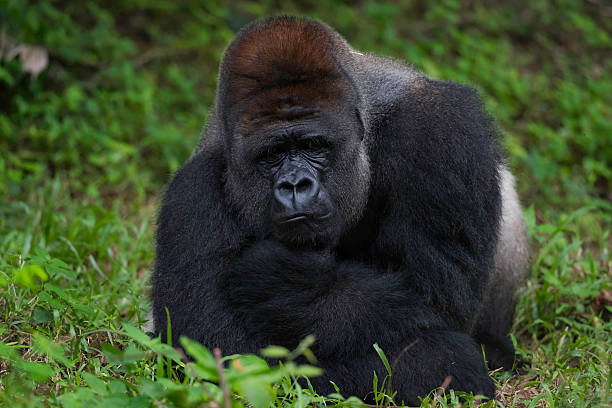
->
<box><xmin>225</xmin><ymin>106</ymin><xmax>370</xmax><ymax>247</ymax></box>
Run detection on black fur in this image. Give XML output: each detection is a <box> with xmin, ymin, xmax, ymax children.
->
<box><xmin>153</xmin><ymin>16</ymin><xmax>523</xmax><ymax>404</ymax></box>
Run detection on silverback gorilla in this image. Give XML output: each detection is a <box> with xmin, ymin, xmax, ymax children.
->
<box><xmin>152</xmin><ymin>16</ymin><xmax>529</xmax><ymax>404</ymax></box>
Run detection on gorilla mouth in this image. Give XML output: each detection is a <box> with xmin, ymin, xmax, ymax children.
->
<box><xmin>278</xmin><ymin>212</ymin><xmax>331</xmax><ymax>224</ymax></box>
<box><xmin>281</xmin><ymin>213</ymin><xmax>309</xmax><ymax>223</ymax></box>
<box><xmin>274</xmin><ymin>211</ymin><xmax>337</xmax><ymax>247</ymax></box>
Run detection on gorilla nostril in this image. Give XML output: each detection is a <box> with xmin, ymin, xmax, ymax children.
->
<box><xmin>295</xmin><ymin>178</ymin><xmax>313</xmax><ymax>193</ymax></box>
<box><xmin>294</xmin><ymin>177</ymin><xmax>319</xmax><ymax>208</ymax></box>
<box><xmin>278</xmin><ymin>181</ymin><xmax>294</xmax><ymax>193</ymax></box>
<box><xmin>274</xmin><ymin>180</ymin><xmax>296</xmax><ymax>209</ymax></box>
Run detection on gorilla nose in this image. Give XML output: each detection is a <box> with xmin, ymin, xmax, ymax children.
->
<box><xmin>274</xmin><ymin>173</ymin><xmax>319</xmax><ymax>210</ymax></box>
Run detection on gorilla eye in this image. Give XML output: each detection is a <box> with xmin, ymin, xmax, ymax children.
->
<box><xmin>259</xmin><ymin>145</ymin><xmax>285</xmax><ymax>166</ymax></box>
<box><xmin>306</xmin><ymin>136</ymin><xmax>326</xmax><ymax>150</ymax></box>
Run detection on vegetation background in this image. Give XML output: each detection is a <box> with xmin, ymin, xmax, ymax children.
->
<box><xmin>0</xmin><ymin>0</ymin><xmax>610</xmax><ymax>407</ymax></box>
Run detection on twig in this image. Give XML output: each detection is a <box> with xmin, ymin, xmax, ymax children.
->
<box><xmin>388</xmin><ymin>339</ymin><xmax>418</xmax><ymax>395</ymax></box>
<box><xmin>436</xmin><ymin>376</ymin><xmax>452</xmax><ymax>398</ymax></box>
<box><xmin>214</xmin><ymin>348</ymin><xmax>231</xmax><ymax>408</ymax></box>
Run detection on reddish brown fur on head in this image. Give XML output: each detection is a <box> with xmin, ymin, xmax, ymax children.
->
<box><xmin>218</xmin><ymin>17</ymin><xmax>354</xmax><ymax>131</ymax></box>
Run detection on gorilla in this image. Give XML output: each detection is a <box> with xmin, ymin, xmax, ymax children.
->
<box><xmin>152</xmin><ymin>16</ymin><xmax>529</xmax><ymax>404</ymax></box>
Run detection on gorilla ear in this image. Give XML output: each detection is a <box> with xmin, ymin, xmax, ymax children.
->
<box><xmin>218</xmin><ymin>17</ymin><xmax>352</xmax><ymax>128</ymax></box>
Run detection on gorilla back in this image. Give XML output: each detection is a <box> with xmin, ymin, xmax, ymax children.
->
<box><xmin>153</xmin><ymin>16</ymin><xmax>528</xmax><ymax>404</ymax></box>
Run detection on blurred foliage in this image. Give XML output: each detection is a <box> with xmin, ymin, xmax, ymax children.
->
<box><xmin>0</xmin><ymin>0</ymin><xmax>610</xmax><ymax>407</ymax></box>
<box><xmin>1</xmin><ymin>0</ymin><xmax>610</xmax><ymax>212</ymax></box>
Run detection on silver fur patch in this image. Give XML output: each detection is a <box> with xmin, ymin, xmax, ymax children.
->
<box><xmin>494</xmin><ymin>165</ymin><xmax>529</xmax><ymax>283</ymax></box>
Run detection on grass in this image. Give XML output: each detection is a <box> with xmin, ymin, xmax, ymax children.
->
<box><xmin>1</xmin><ymin>0</ymin><xmax>611</xmax><ymax>407</ymax></box>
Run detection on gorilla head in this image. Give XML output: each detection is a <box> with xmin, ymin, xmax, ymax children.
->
<box><xmin>217</xmin><ymin>18</ymin><xmax>370</xmax><ymax>246</ymax></box>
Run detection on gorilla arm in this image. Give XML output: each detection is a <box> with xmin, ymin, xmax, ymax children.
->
<box><xmin>152</xmin><ymin>148</ymin><xmax>263</xmax><ymax>355</ymax></box>
<box><xmin>226</xmin><ymin>240</ymin><xmax>495</xmax><ymax>403</ymax></box>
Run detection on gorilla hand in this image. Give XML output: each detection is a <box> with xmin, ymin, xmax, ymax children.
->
<box><xmin>226</xmin><ymin>239</ymin><xmax>336</xmax><ymax>344</ymax></box>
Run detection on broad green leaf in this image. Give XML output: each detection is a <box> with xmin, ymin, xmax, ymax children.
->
<box><xmin>180</xmin><ymin>336</ymin><xmax>216</xmax><ymax>369</ymax></box>
<box><xmin>32</xmin><ymin>333</ymin><xmax>74</xmax><ymax>368</ymax></box>
<box><xmin>260</xmin><ymin>345</ymin><xmax>290</xmax><ymax>358</ymax></box>
<box><xmin>123</xmin><ymin>323</ymin><xmax>153</xmax><ymax>346</ymax></box>
<box><xmin>82</xmin><ymin>372</ymin><xmax>108</xmax><ymax>395</ymax></box>
<box><xmin>16</xmin><ymin>360</ymin><xmax>56</xmax><ymax>382</ymax></box>
<box><xmin>236</xmin><ymin>378</ymin><xmax>274</xmax><ymax>408</ymax></box>
<box><xmin>13</xmin><ymin>264</ymin><xmax>48</xmax><ymax>289</ymax></box>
